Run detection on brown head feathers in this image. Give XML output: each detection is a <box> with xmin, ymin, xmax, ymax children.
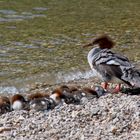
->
<box><xmin>11</xmin><ymin>94</ymin><xmax>26</xmax><ymax>104</ymax></box>
<box><xmin>83</xmin><ymin>34</ymin><xmax>115</xmax><ymax>49</ymax></box>
<box><xmin>28</xmin><ymin>93</ymin><xmax>49</xmax><ymax>101</ymax></box>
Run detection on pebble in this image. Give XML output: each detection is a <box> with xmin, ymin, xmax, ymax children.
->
<box><xmin>90</xmin><ymin>107</ymin><xmax>100</xmax><ymax>116</ymax></box>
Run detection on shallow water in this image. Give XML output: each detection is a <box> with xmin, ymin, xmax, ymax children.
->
<box><xmin>0</xmin><ymin>0</ymin><xmax>140</xmax><ymax>93</ymax></box>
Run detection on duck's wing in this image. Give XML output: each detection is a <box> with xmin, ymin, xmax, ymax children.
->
<box><xmin>93</xmin><ymin>49</ymin><xmax>133</xmax><ymax>86</ymax></box>
<box><xmin>93</xmin><ymin>49</ymin><xmax>133</xmax><ymax>67</ymax></box>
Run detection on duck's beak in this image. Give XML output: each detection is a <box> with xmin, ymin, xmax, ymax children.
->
<box><xmin>82</xmin><ymin>42</ymin><xmax>93</xmax><ymax>48</ymax></box>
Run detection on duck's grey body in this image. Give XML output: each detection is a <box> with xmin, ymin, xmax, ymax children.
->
<box><xmin>87</xmin><ymin>47</ymin><xmax>140</xmax><ymax>87</ymax></box>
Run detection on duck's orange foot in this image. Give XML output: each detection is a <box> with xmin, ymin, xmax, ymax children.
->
<box><xmin>111</xmin><ymin>84</ymin><xmax>121</xmax><ymax>94</ymax></box>
<box><xmin>101</xmin><ymin>82</ymin><xmax>108</xmax><ymax>90</ymax></box>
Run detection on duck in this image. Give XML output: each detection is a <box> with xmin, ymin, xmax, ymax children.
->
<box><xmin>83</xmin><ymin>34</ymin><xmax>140</xmax><ymax>92</ymax></box>
<box><xmin>81</xmin><ymin>87</ymin><xmax>100</xmax><ymax>98</ymax></box>
<box><xmin>50</xmin><ymin>85</ymin><xmax>82</xmax><ymax>104</ymax></box>
<box><xmin>28</xmin><ymin>93</ymin><xmax>56</xmax><ymax>111</ymax></box>
<box><xmin>10</xmin><ymin>94</ymin><xmax>28</xmax><ymax>110</ymax></box>
<box><xmin>81</xmin><ymin>85</ymin><xmax>107</xmax><ymax>98</ymax></box>
<box><xmin>62</xmin><ymin>85</ymin><xmax>82</xmax><ymax>104</ymax></box>
<box><xmin>0</xmin><ymin>96</ymin><xmax>11</xmax><ymax>115</ymax></box>
<box><xmin>50</xmin><ymin>87</ymin><xmax>65</xmax><ymax>105</ymax></box>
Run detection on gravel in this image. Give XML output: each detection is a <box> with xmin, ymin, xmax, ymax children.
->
<box><xmin>0</xmin><ymin>78</ymin><xmax>140</xmax><ymax>140</ymax></box>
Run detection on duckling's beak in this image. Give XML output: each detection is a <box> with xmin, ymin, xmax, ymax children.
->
<box><xmin>82</xmin><ymin>42</ymin><xmax>93</xmax><ymax>48</ymax></box>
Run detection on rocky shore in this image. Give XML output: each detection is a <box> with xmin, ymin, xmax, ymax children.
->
<box><xmin>0</xmin><ymin>78</ymin><xmax>140</xmax><ymax>140</ymax></box>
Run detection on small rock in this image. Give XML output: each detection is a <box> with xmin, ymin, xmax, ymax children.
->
<box><xmin>90</xmin><ymin>107</ymin><xmax>100</xmax><ymax>116</ymax></box>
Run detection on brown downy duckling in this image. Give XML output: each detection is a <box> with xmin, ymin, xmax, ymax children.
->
<box><xmin>51</xmin><ymin>85</ymin><xmax>82</xmax><ymax>104</ymax></box>
<box><xmin>0</xmin><ymin>96</ymin><xmax>11</xmax><ymax>115</ymax></box>
<box><xmin>28</xmin><ymin>93</ymin><xmax>56</xmax><ymax>111</ymax></box>
<box><xmin>10</xmin><ymin>94</ymin><xmax>28</xmax><ymax>111</ymax></box>
<box><xmin>81</xmin><ymin>87</ymin><xmax>99</xmax><ymax>99</ymax></box>
<box><xmin>50</xmin><ymin>88</ymin><xmax>65</xmax><ymax>105</ymax></box>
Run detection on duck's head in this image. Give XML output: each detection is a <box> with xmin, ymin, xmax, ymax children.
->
<box><xmin>50</xmin><ymin>88</ymin><xmax>64</xmax><ymax>105</ymax></box>
<box><xmin>83</xmin><ymin>35</ymin><xmax>115</xmax><ymax>49</ymax></box>
<box><xmin>28</xmin><ymin>93</ymin><xmax>49</xmax><ymax>101</ymax></box>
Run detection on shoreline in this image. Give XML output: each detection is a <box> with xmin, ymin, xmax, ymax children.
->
<box><xmin>0</xmin><ymin>77</ymin><xmax>140</xmax><ymax>140</ymax></box>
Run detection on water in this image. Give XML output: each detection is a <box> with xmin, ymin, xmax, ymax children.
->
<box><xmin>0</xmin><ymin>9</ymin><xmax>46</xmax><ymax>22</ymax></box>
<box><xmin>0</xmin><ymin>0</ymin><xmax>140</xmax><ymax>93</ymax></box>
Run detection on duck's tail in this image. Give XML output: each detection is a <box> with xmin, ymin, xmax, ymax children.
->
<box><xmin>121</xmin><ymin>66</ymin><xmax>140</xmax><ymax>87</ymax></box>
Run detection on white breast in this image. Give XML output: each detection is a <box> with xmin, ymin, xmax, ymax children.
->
<box><xmin>12</xmin><ymin>100</ymin><xmax>23</xmax><ymax>110</ymax></box>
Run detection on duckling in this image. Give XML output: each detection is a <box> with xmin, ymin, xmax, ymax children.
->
<box><xmin>81</xmin><ymin>87</ymin><xmax>99</xmax><ymax>99</ymax></box>
<box><xmin>50</xmin><ymin>88</ymin><xmax>65</xmax><ymax>105</ymax></box>
<box><xmin>51</xmin><ymin>85</ymin><xmax>81</xmax><ymax>104</ymax></box>
<box><xmin>0</xmin><ymin>96</ymin><xmax>11</xmax><ymax>115</ymax></box>
<box><xmin>28</xmin><ymin>93</ymin><xmax>56</xmax><ymax>111</ymax></box>
<box><xmin>10</xmin><ymin>94</ymin><xmax>28</xmax><ymax>111</ymax></box>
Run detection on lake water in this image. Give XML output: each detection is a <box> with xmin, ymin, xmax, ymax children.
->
<box><xmin>0</xmin><ymin>0</ymin><xmax>140</xmax><ymax>93</ymax></box>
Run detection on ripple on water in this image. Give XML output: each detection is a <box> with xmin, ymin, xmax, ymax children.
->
<box><xmin>5</xmin><ymin>14</ymin><xmax>46</xmax><ymax>21</ymax></box>
<box><xmin>0</xmin><ymin>17</ymin><xmax>10</xmax><ymax>22</ymax></box>
<box><xmin>21</xmin><ymin>12</ymin><xmax>33</xmax><ymax>15</ymax></box>
<box><xmin>56</xmin><ymin>70</ymin><xmax>95</xmax><ymax>83</ymax></box>
<box><xmin>32</xmin><ymin>7</ymin><xmax>48</xmax><ymax>11</ymax></box>
<box><xmin>0</xmin><ymin>35</ymin><xmax>85</xmax><ymax>90</ymax></box>
<box><xmin>0</xmin><ymin>9</ymin><xmax>17</xmax><ymax>15</ymax></box>
<box><xmin>0</xmin><ymin>9</ymin><xmax>46</xmax><ymax>23</ymax></box>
